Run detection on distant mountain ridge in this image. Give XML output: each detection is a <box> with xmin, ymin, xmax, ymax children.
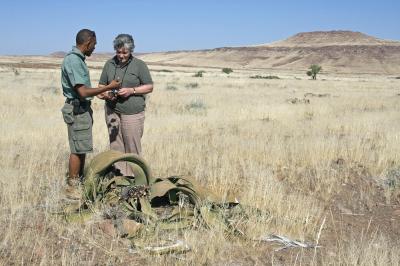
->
<box><xmin>50</xmin><ymin>31</ymin><xmax>400</xmax><ymax>74</ymax></box>
<box><xmin>49</xmin><ymin>51</ymin><xmax>67</xmax><ymax>58</ymax></box>
<box><xmin>49</xmin><ymin>51</ymin><xmax>113</xmax><ymax>59</ymax></box>
<box><xmin>137</xmin><ymin>30</ymin><xmax>400</xmax><ymax>74</ymax></box>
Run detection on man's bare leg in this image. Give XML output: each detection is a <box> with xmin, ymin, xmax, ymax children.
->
<box><xmin>68</xmin><ymin>153</ymin><xmax>85</xmax><ymax>184</ymax></box>
<box><xmin>79</xmin><ymin>155</ymin><xmax>86</xmax><ymax>178</ymax></box>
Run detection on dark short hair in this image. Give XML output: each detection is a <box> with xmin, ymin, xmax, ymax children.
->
<box><xmin>76</xmin><ymin>29</ymin><xmax>96</xmax><ymax>45</ymax></box>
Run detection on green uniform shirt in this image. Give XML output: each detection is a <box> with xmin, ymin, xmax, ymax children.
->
<box><xmin>99</xmin><ymin>56</ymin><xmax>153</xmax><ymax>114</ymax></box>
<box><xmin>61</xmin><ymin>46</ymin><xmax>92</xmax><ymax>100</ymax></box>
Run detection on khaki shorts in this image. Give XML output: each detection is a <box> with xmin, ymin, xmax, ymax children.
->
<box><xmin>61</xmin><ymin>103</ymin><xmax>93</xmax><ymax>154</ymax></box>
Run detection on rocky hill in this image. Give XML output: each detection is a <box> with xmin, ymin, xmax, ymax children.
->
<box><xmin>138</xmin><ymin>31</ymin><xmax>400</xmax><ymax>74</ymax></box>
<box><xmin>265</xmin><ymin>30</ymin><xmax>399</xmax><ymax>47</ymax></box>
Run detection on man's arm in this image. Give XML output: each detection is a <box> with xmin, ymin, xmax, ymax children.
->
<box><xmin>96</xmin><ymin>84</ymin><xmax>116</xmax><ymax>100</ymax></box>
<box><xmin>75</xmin><ymin>80</ymin><xmax>120</xmax><ymax>98</ymax></box>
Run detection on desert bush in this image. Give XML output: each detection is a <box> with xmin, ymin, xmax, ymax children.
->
<box><xmin>193</xmin><ymin>70</ymin><xmax>205</xmax><ymax>77</ymax></box>
<box><xmin>306</xmin><ymin>64</ymin><xmax>322</xmax><ymax>80</ymax></box>
<box><xmin>384</xmin><ymin>167</ymin><xmax>400</xmax><ymax>189</ymax></box>
<box><xmin>12</xmin><ymin>68</ymin><xmax>20</xmax><ymax>76</ymax></box>
<box><xmin>159</xmin><ymin>69</ymin><xmax>173</xmax><ymax>73</ymax></box>
<box><xmin>222</xmin><ymin>68</ymin><xmax>233</xmax><ymax>74</ymax></box>
<box><xmin>250</xmin><ymin>75</ymin><xmax>280</xmax><ymax>79</ymax></box>
<box><xmin>185</xmin><ymin>82</ymin><xmax>199</xmax><ymax>89</ymax></box>
<box><xmin>165</xmin><ymin>84</ymin><xmax>178</xmax><ymax>91</ymax></box>
<box><xmin>381</xmin><ymin>166</ymin><xmax>400</xmax><ymax>203</ymax></box>
<box><xmin>185</xmin><ymin>99</ymin><xmax>207</xmax><ymax>111</ymax></box>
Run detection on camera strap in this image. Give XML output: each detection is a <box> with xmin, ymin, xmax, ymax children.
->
<box><xmin>113</xmin><ymin>57</ymin><xmax>132</xmax><ymax>87</ymax></box>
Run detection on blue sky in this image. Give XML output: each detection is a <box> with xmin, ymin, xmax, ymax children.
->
<box><xmin>1</xmin><ymin>0</ymin><xmax>399</xmax><ymax>55</ymax></box>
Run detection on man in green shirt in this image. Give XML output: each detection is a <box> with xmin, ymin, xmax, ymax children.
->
<box><xmin>61</xmin><ymin>29</ymin><xmax>120</xmax><ymax>197</ymax></box>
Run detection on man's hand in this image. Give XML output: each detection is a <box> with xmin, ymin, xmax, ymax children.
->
<box><xmin>117</xmin><ymin>87</ymin><xmax>134</xmax><ymax>98</ymax></box>
<box><xmin>76</xmin><ymin>80</ymin><xmax>121</xmax><ymax>98</ymax></box>
<box><xmin>107</xmin><ymin>80</ymin><xmax>121</xmax><ymax>90</ymax></box>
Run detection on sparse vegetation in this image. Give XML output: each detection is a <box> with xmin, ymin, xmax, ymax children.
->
<box><xmin>307</xmin><ymin>64</ymin><xmax>322</xmax><ymax>80</ymax></box>
<box><xmin>185</xmin><ymin>98</ymin><xmax>206</xmax><ymax>111</ymax></box>
<box><xmin>222</xmin><ymin>68</ymin><xmax>233</xmax><ymax>74</ymax></box>
<box><xmin>165</xmin><ymin>84</ymin><xmax>178</xmax><ymax>90</ymax></box>
<box><xmin>250</xmin><ymin>75</ymin><xmax>280</xmax><ymax>79</ymax></box>
<box><xmin>193</xmin><ymin>70</ymin><xmax>205</xmax><ymax>77</ymax></box>
<box><xmin>12</xmin><ymin>68</ymin><xmax>20</xmax><ymax>76</ymax></box>
<box><xmin>185</xmin><ymin>82</ymin><xmax>199</xmax><ymax>89</ymax></box>
<box><xmin>158</xmin><ymin>69</ymin><xmax>173</xmax><ymax>73</ymax></box>
<box><xmin>0</xmin><ymin>58</ymin><xmax>399</xmax><ymax>265</ymax></box>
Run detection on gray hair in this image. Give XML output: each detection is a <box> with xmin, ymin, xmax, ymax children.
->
<box><xmin>113</xmin><ymin>34</ymin><xmax>135</xmax><ymax>51</ymax></box>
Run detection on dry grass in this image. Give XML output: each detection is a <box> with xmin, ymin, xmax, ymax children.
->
<box><xmin>0</xmin><ymin>59</ymin><xmax>400</xmax><ymax>265</ymax></box>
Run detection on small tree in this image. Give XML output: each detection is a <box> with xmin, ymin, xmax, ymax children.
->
<box><xmin>307</xmin><ymin>64</ymin><xmax>322</xmax><ymax>80</ymax></box>
<box><xmin>193</xmin><ymin>70</ymin><xmax>205</xmax><ymax>77</ymax></box>
<box><xmin>222</xmin><ymin>68</ymin><xmax>233</xmax><ymax>74</ymax></box>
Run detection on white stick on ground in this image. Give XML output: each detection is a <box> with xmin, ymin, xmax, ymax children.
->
<box><xmin>257</xmin><ymin>234</ymin><xmax>321</xmax><ymax>252</ymax></box>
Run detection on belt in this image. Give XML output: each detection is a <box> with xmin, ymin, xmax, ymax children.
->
<box><xmin>65</xmin><ymin>98</ymin><xmax>90</xmax><ymax>104</ymax></box>
<box><xmin>65</xmin><ymin>98</ymin><xmax>91</xmax><ymax>115</ymax></box>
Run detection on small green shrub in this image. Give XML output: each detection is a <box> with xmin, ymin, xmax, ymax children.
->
<box><xmin>185</xmin><ymin>99</ymin><xmax>207</xmax><ymax>111</ymax></box>
<box><xmin>222</xmin><ymin>68</ymin><xmax>233</xmax><ymax>74</ymax></box>
<box><xmin>12</xmin><ymin>68</ymin><xmax>20</xmax><ymax>76</ymax></box>
<box><xmin>165</xmin><ymin>85</ymin><xmax>178</xmax><ymax>91</ymax></box>
<box><xmin>384</xmin><ymin>167</ymin><xmax>400</xmax><ymax>188</ymax></box>
<box><xmin>193</xmin><ymin>71</ymin><xmax>205</xmax><ymax>77</ymax></box>
<box><xmin>250</xmin><ymin>75</ymin><xmax>280</xmax><ymax>79</ymax></box>
<box><xmin>304</xmin><ymin>111</ymin><xmax>314</xmax><ymax>120</ymax></box>
<box><xmin>306</xmin><ymin>64</ymin><xmax>322</xmax><ymax>80</ymax></box>
<box><xmin>185</xmin><ymin>83</ymin><xmax>199</xmax><ymax>89</ymax></box>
